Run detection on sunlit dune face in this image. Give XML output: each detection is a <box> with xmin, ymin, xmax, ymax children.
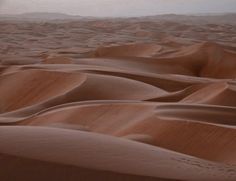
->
<box><xmin>1</xmin><ymin>1</ymin><xmax>236</xmax><ymax>181</ymax></box>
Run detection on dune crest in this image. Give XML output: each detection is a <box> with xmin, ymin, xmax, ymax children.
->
<box><xmin>1</xmin><ymin>16</ymin><xmax>236</xmax><ymax>180</ymax></box>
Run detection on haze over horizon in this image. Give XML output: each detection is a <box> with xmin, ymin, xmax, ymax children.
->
<box><xmin>0</xmin><ymin>0</ymin><xmax>236</xmax><ymax>17</ymax></box>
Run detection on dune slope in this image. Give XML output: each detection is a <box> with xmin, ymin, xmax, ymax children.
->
<box><xmin>1</xmin><ymin>17</ymin><xmax>236</xmax><ymax>181</ymax></box>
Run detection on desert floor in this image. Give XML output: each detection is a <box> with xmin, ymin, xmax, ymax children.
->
<box><xmin>1</xmin><ymin>15</ymin><xmax>236</xmax><ymax>181</ymax></box>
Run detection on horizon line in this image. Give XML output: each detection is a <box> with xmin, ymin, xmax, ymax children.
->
<box><xmin>0</xmin><ymin>11</ymin><xmax>236</xmax><ymax>19</ymax></box>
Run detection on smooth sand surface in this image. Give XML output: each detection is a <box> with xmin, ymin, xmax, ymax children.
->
<box><xmin>1</xmin><ymin>15</ymin><xmax>236</xmax><ymax>180</ymax></box>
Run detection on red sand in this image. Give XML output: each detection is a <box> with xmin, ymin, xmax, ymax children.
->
<box><xmin>1</xmin><ymin>15</ymin><xmax>236</xmax><ymax>180</ymax></box>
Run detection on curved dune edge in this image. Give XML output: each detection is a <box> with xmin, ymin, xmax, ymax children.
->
<box><xmin>1</xmin><ymin>126</ymin><xmax>236</xmax><ymax>181</ymax></box>
<box><xmin>1</xmin><ymin>100</ymin><xmax>236</xmax><ymax>164</ymax></box>
<box><xmin>10</xmin><ymin>101</ymin><xmax>236</xmax><ymax>164</ymax></box>
<box><xmin>0</xmin><ymin>69</ymin><xmax>165</xmax><ymax>114</ymax></box>
<box><xmin>1</xmin><ymin>34</ymin><xmax>236</xmax><ymax>181</ymax></box>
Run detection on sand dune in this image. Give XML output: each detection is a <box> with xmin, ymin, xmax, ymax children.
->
<box><xmin>1</xmin><ymin>16</ymin><xmax>236</xmax><ymax>180</ymax></box>
<box><xmin>1</xmin><ymin>126</ymin><xmax>236</xmax><ymax>181</ymax></box>
<box><xmin>91</xmin><ymin>43</ymin><xmax>162</xmax><ymax>58</ymax></box>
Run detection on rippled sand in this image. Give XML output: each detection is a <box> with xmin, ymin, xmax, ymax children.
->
<box><xmin>1</xmin><ymin>14</ymin><xmax>236</xmax><ymax>181</ymax></box>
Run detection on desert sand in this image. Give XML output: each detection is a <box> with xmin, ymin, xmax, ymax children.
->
<box><xmin>1</xmin><ymin>13</ymin><xmax>236</xmax><ymax>181</ymax></box>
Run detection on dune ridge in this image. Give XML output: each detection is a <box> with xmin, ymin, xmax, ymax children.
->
<box><xmin>1</xmin><ymin>17</ymin><xmax>236</xmax><ymax>180</ymax></box>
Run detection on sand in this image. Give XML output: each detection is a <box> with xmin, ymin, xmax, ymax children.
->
<box><xmin>1</xmin><ymin>14</ymin><xmax>236</xmax><ymax>181</ymax></box>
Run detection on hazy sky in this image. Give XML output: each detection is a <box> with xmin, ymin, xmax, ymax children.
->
<box><xmin>0</xmin><ymin>0</ymin><xmax>236</xmax><ymax>17</ymax></box>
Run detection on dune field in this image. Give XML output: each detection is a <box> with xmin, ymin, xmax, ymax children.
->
<box><xmin>1</xmin><ymin>14</ymin><xmax>236</xmax><ymax>180</ymax></box>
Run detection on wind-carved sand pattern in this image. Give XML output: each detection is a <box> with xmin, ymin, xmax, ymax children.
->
<box><xmin>1</xmin><ymin>14</ymin><xmax>236</xmax><ymax>181</ymax></box>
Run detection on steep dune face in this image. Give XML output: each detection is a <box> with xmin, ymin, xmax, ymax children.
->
<box><xmin>181</xmin><ymin>82</ymin><xmax>236</xmax><ymax>106</ymax></box>
<box><xmin>1</xmin><ymin>18</ymin><xmax>236</xmax><ymax>181</ymax></box>
<box><xmin>150</xmin><ymin>42</ymin><xmax>236</xmax><ymax>79</ymax></box>
<box><xmin>0</xmin><ymin>70</ymin><xmax>86</xmax><ymax>113</ymax></box>
<box><xmin>11</xmin><ymin>101</ymin><xmax>236</xmax><ymax>164</ymax></box>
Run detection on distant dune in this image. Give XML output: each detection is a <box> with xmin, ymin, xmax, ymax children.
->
<box><xmin>0</xmin><ymin>12</ymin><xmax>84</xmax><ymax>21</ymax></box>
<box><xmin>1</xmin><ymin>12</ymin><xmax>236</xmax><ymax>23</ymax></box>
<box><xmin>1</xmin><ymin>15</ymin><xmax>236</xmax><ymax>181</ymax></box>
